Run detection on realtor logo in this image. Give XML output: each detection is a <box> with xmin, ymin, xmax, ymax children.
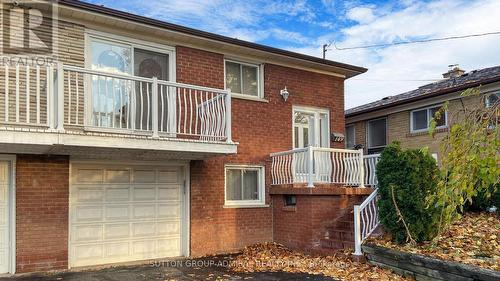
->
<box><xmin>1</xmin><ymin>0</ymin><xmax>57</xmax><ymax>55</ymax></box>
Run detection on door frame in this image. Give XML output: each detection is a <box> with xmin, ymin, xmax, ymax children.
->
<box><xmin>68</xmin><ymin>159</ymin><xmax>190</xmax><ymax>268</ymax></box>
<box><xmin>0</xmin><ymin>155</ymin><xmax>16</xmax><ymax>274</ymax></box>
<box><xmin>292</xmin><ymin>105</ymin><xmax>330</xmax><ymax>148</ymax></box>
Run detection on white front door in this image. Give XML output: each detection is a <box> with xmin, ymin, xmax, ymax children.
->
<box><xmin>293</xmin><ymin>108</ymin><xmax>329</xmax><ymax>149</ymax></box>
<box><xmin>0</xmin><ymin>160</ymin><xmax>12</xmax><ymax>273</ymax></box>
<box><xmin>69</xmin><ymin>162</ymin><xmax>186</xmax><ymax>268</ymax></box>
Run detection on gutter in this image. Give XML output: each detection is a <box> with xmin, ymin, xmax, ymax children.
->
<box><xmin>59</xmin><ymin>0</ymin><xmax>368</xmax><ymax>76</ymax></box>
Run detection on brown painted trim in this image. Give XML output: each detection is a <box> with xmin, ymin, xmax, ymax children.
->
<box><xmin>59</xmin><ymin>0</ymin><xmax>367</xmax><ymax>75</ymax></box>
<box><xmin>345</xmin><ymin>77</ymin><xmax>500</xmax><ymax>118</ymax></box>
<box><xmin>270</xmin><ymin>185</ymin><xmax>375</xmax><ymax>195</ymax></box>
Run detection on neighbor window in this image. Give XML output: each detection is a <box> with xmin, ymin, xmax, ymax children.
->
<box><xmin>345</xmin><ymin>125</ymin><xmax>355</xmax><ymax>149</ymax></box>
<box><xmin>225</xmin><ymin>60</ymin><xmax>261</xmax><ymax>97</ymax></box>
<box><xmin>485</xmin><ymin>92</ymin><xmax>499</xmax><ymax>108</ymax></box>
<box><xmin>367</xmin><ymin>118</ymin><xmax>387</xmax><ymax>149</ymax></box>
<box><xmin>225</xmin><ymin>165</ymin><xmax>265</xmax><ymax>206</ymax></box>
<box><xmin>410</xmin><ymin>105</ymin><xmax>447</xmax><ymax>133</ymax></box>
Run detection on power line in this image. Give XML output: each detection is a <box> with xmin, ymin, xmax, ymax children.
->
<box><xmin>350</xmin><ymin>78</ymin><xmax>441</xmax><ymax>82</ymax></box>
<box><xmin>326</xmin><ymin>31</ymin><xmax>500</xmax><ymax>52</ymax></box>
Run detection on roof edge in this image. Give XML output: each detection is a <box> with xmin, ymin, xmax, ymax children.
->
<box><xmin>59</xmin><ymin>0</ymin><xmax>368</xmax><ymax>76</ymax></box>
<box><xmin>345</xmin><ymin>76</ymin><xmax>500</xmax><ymax>118</ymax></box>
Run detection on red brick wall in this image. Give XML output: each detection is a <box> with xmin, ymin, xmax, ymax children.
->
<box><xmin>176</xmin><ymin>46</ymin><xmax>346</xmax><ymax>256</ymax></box>
<box><xmin>16</xmin><ymin>155</ymin><xmax>69</xmax><ymax>273</ymax></box>
<box><xmin>272</xmin><ymin>195</ymin><xmax>362</xmax><ymax>252</ymax></box>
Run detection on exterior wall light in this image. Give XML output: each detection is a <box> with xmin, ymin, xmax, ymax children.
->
<box><xmin>280</xmin><ymin>87</ymin><xmax>289</xmax><ymax>101</ymax></box>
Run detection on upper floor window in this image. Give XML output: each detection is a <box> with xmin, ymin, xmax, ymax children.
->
<box><xmin>367</xmin><ymin>118</ymin><xmax>387</xmax><ymax>150</ymax></box>
<box><xmin>410</xmin><ymin>105</ymin><xmax>447</xmax><ymax>133</ymax></box>
<box><xmin>345</xmin><ymin>125</ymin><xmax>355</xmax><ymax>149</ymax></box>
<box><xmin>225</xmin><ymin>60</ymin><xmax>262</xmax><ymax>98</ymax></box>
<box><xmin>225</xmin><ymin>165</ymin><xmax>265</xmax><ymax>207</ymax></box>
<box><xmin>485</xmin><ymin>92</ymin><xmax>499</xmax><ymax>108</ymax></box>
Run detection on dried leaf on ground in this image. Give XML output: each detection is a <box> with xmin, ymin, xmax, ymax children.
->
<box><xmin>368</xmin><ymin>212</ymin><xmax>500</xmax><ymax>271</ymax></box>
<box><xmin>230</xmin><ymin>242</ymin><xmax>409</xmax><ymax>280</ymax></box>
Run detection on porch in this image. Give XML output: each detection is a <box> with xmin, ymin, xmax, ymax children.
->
<box><xmin>0</xmin><ymin>63</ymin><xmax>236</xmax><ymax>157</ymax></box>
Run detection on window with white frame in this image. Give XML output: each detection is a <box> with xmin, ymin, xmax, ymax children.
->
<box><xmin>225</xmin><ymin>60</ymin><xmax>261</xmax><ymax>97</ymax></box>
<box><xmin>225</xmin><ymin>165</ymin><xmax>265</xmax><ymax>206</ymax></box>
<box><xmin>410</xmin><ymin>105</ymin><xmax>447</xmax><ymax>133</ymax></box>
<box><xmin>293</xmin><ymin>107</ymin><xmax>330</xmax><ymax>148</ymax></box>
<box><xmin>367</xmin><ymin>118</ymin><xmax>387</xmax><ymax>149</ymax></box>
<box><xmin>485</xmin><ymin>92</ymin><xmax>499</xmax><ymax>108</ymax></box>
<box><xmin>345</xmin><ymin>125</ymin><xmax>355</xmax><ymax>149</ymax></box>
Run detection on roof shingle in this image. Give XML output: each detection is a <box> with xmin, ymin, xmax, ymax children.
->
<box><xmin>345</xmin><ymin>66</ymin><xmax>500</xmax><ymax>117</ymax></box>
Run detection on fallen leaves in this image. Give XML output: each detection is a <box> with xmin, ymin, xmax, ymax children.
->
<box><xmin>230</xmin><ymin>242</ymin><xmax>409</xmax><ymax>280</ymax></box>
<box><xmin>368</xmin><ymin>212</ymin><xmax>500</xmax><ymax>271</ymax></box>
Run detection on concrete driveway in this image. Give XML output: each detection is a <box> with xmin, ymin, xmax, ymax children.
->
<box><xmin>0</xmin><ymin>256</ymin><xmax>336</xmax><ymax>281</ymax></box>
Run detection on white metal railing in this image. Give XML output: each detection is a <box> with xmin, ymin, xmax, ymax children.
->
<box><xmin>0</xmin><ymin>64</ymin><xmax>53</xmax><ymax>127</ymax></box>
<box><xmin>270</xmin><ymin>146</ymin><xmax>365</xmax><ymax>187</ymax></box>
<box><xmin>364</xmin><ymin>154</ymin><xmax>380</xmax><ymax>187</ymax></box>
<box><xmin>353</xmin><ymin>188</ymin><xmax>380</xmax><ymax>255</ymax></box>
<box><xmin>0</xmin><ymin>63</ymin><xmax>232</xmax><ymax>143</ymax></box>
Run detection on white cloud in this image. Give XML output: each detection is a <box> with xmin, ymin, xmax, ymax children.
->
<box><xmin>346</xmin><ymin>7</ymin><xmax>376</xmax><ymax>23</ymax></box>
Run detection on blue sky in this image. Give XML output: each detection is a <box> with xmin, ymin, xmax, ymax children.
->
<box><xmin>84</xmin><ymin>0</ymin><xmax>500</xmax><ymax>109</ymax></box>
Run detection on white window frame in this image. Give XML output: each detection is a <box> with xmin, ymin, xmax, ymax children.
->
<box><xmin>345</xmin><ymin>124</ymin><xmax>356</xmax><ymax>149</ymax></box>
<box><xmin>485</xmin><ymin>92</ymin><xmax>499</xmax><ymax>108</ymax></box>
<box><xmin>292</xmin><ymin>106</ymin><xmax>330</xmax><ymax>148</ymax></box>
<box><xmin>410</xmin><ymin>105</ymin><xmax>448</xmax><ymax>133</ymax></box>
<box><xmin>224</xmin><ymin>59</ymin><xmax>263</xmax><ymax>99</ymax></box>
<box><xmin>366</xmin><ymin>117</ymin><xmax>388</xmax><ymax>149</ymax></box>
<box><xmin>224</xmin><ymin>165</ymin><xmax>265</xmax><ymax>207</ymax></box>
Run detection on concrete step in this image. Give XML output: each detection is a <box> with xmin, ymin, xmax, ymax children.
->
<box><xmin>320</xmin><ymin>238</ymin><xmax>354</xmax><ymax>250</ymax></box>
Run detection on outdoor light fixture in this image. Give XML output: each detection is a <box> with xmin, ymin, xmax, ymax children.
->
<box><xmin>331</xmin><ymin>132</ymin><xmax>345</xmax><ymax>142</ymax></box>
<box><xmin>280</xmin><ymin>87</ymin><xmax>289</xmax><ymax>101</ymax></box>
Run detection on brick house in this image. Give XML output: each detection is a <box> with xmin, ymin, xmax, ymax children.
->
<box><xmin>0</xmin><ymin>0</ymin><xmax>379</xmax><ymax>274</ymax></box>
<box><xmin>345</xmin><ymin>66</ymin><xmax>500</xmax><ymax>159</ymax></box>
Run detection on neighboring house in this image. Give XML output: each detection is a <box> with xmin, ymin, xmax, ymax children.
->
<box><xmin>0</xmin><ymin>0</ymin><xmax>373</xmax><ymax>274</ymax></box>
<box><xmin>345</xmin><ymin>66</ymin><xmax>500</xmax><ymax>159</ymax></box>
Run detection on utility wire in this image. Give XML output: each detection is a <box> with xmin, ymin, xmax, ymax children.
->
<box><xmin>329</xmin><ymin>31</ymin><xmax>500</xmax><ymax>51</ymax></box>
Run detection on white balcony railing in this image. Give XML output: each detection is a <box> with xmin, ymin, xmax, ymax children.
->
<box><xmin>0</xmin><ymin>63</ymin><xmax>232</xmax><ymax>143</ymax></box>
<box><xmin>364</xmin><ymin>154</ymin><xmax>380</xmax><ymax>187</ymax></box>
<box><xmin>270</xmin><ymin>146</ymin><xmax>366</xmax><ymax>187</ymax></box>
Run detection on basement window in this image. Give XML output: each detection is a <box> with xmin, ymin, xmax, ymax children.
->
<box><xmin>225</xmin><ymin>165</ymin><xmax>265</xmax><ymax>207</ymax></box>
<box><xmin>284</xmin><ymin>195</ymin><xmax>296</xmax><ymax>206</ymax></box>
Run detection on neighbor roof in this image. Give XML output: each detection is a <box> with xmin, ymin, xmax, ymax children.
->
<box><xmin>59</xmin><ymin>0</ymin><xmax>367</xmax><ymax>77</ymax></box>
<box><xmin>345</xmin><ymin>66</ymin><xmax>500</xmax><ymax>117</ymax></box>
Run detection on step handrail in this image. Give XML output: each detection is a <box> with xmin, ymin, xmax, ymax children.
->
<box><xmin>353</xmin><ymin>188</ymin><xmax>380</xmax><ymax>255</ymax></box>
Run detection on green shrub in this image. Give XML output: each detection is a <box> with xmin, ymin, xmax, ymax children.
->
<box><xmin>465</xmin><ymin>184</ymin><xmax>499</xmax><ymax>213</ymax></box>
<box><xmin>377</xmin><ymin>143</ymin><xmax>440</xmax><ymax>244</ymax></box>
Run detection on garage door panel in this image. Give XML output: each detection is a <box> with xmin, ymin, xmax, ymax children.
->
<box><xmin>104</xmin><ymin>242</ymin><xmax>129</xmax><ymax>258</ymax></box>
<box><xmin>158</xmin><ymin>204</ymin><xmax>180</xmax><ymax>218</ymax></box>
<box><xmin>70</xmin><ymin>164</ymin><xmax>184</xmax><ymax>268</ymax></box>
<box><xmin>75</xmin><ymin>206</ymin><xmax>103</xmax><ymax>222</ymax></box>
<box><xmin>105</xmin><ymin>205</ymin><xmax>130</xmax><ymax>220</ymax></box>
<box><xmin>158</xmin><ymin>170</ymin><xmax>180</xmax><ymax>183</ymax></box>
<box><xmin>75</xmin><ymin>188</ymin><xmax>104</xmax><ymax>202</ymax></box>
<box><xmin>133</xmin><ymin>170</ymin><xmax>156</xmax><ymax>183</ymax></box>
<box><xmin>158</xmin><ymin>238</ymin><xmax>180</xmax><ymax>255</ymax></box>
<box><xmin>72</xmin><ymin>225</ymin><xmax>103</xmax><ymax>242</ymax></box>
<box><xmin>132</xmin><ymin>205</ymin><xmax>156</xmax><ymax>219</ymax></box>
<box><xmin>104</xmin><ymin>187</ymin><xmax>130</xmax><ymax>202</ymax></box>
<box><xmin>104</xmin><ymin>169</ymin><xmax>131</xmax><ymax>183</ymax></box>
<box><xmin>132</xmin><ymin>222</ymin><xmax>156</xmax><ymax>237</ymax></box>
<box><xmin>75</xmin><ymin>169</ymin><xmax>103</xmax><ymax>183</ymax></box>
<box><xmin>104</xmin><ymin>223</ymin><xmax>130</xmax><ymax>239</ymax></box>
<box><xmin>132</xmin><ymin>187</ymin><xmax>156</xmax><ymax>201</ymax></box>
<box><xmin>157</xmin><ymin>221</ymin><xmax>180</xmax><ymax>236</ymax></box>
<box><xmin>158</xmin><ymin>186</ymin><xmax>180</xmax><ymax>200</ymax></box>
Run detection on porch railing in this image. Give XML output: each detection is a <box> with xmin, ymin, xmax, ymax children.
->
<box><xmin>353</xmin><ymin>154</ymin><xmax>381</xmax><ymax>256</ymax></box>
<box><xmin>270</xmin><ymin>146</ymin><xmax>365</xmax><ymax>187</ymax></box>
<box><xmin>0</xmin><ymin>63</ymin><xmax>232</xmax><ymax>143</ymax></box>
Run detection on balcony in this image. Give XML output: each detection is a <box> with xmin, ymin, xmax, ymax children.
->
<box><xmin>270</xmin><ymin>147</ymin><xmax>378</xmax><ymax>193</ymax></box>
<box><xmin>0</xmin><ymin>64</ymin><xmax>236</xmax><ymax>158</ymax></box>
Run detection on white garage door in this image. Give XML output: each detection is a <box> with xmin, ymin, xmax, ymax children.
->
<box><xmin>70</xmin><ymin>163</ymin><xmax>185</xmax><ymax>268</ymax></box>
<box><xmin>0</xmin><ymin>161</ymin><xmax>11</xmax><ymax>273</ymax></box>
